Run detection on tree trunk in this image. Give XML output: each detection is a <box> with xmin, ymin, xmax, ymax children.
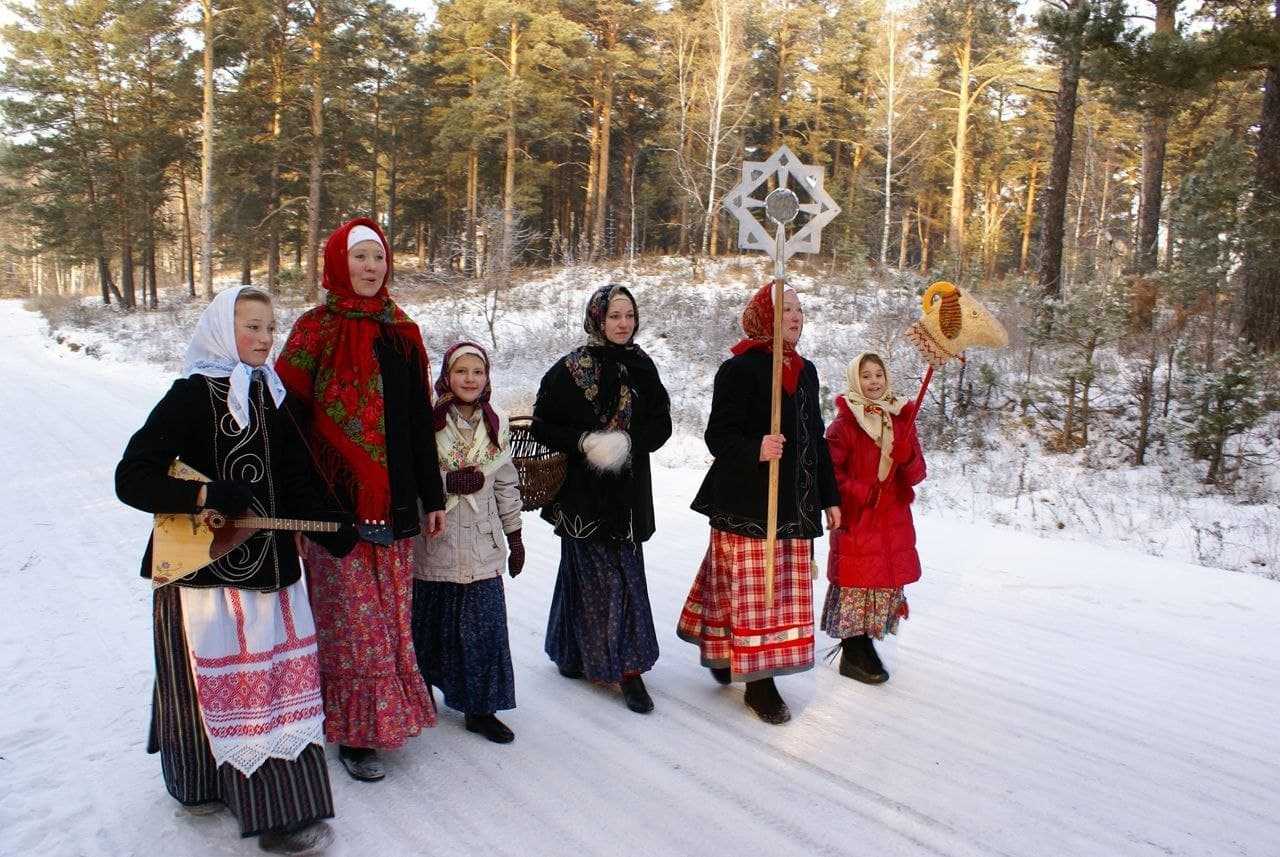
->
<box><xmin>1241</xmin><ymin>0</ymin><xmax>1280</xmax><ymax>352</ymax></box>
<box><xmin>387</xmin><ymin>130</ymin><xmax>398</xmax><ymax>247</ymax></box>
<box><xmin>371</xmin><ymin>71</ymin><xmax>381</xmax><ymax>222</ymax></box>
<box><xmin>146</xmin><ymin>220</ymin><xmax>159</xmax><ymax>308</ymax></box>
<box><xmin>1094</xmin><ymin>158</ymin><xmax>1111</xmax><ymax>258</ymax></box>
<box><xmin>1068</xmin><ymin>121</ymin><xmax>1092</xmax><ymax>291</ymax></box>
<box><xmin>1020</xmin><ymin>156</ymin><xmax>1039</xmax><ymax>273</ymax></box>
<box><xmin>503</xmin><ymin>20</ymin><xmax>520</xmax><ymax>271</ymax></box>
<box><xmin>178</xmin><ymin>158</ymin><xmax>197</xmax><ymax>297</ymax></box>
<box><xmin>948</xmin><ymin>4</ymin><xmax>974</xmax><ymax>261</ymax></box>
<box><xmin>591</xmin><ymin>70</ymin><xmax>614</xmax><ymax>259</ymax></box>
<box><xmin>771</xmin><ymin>11</ymin><xmax>788</xmax><ymax>150</ymax></box>
<box><xmin>581</xmin><ymin>90</ymin><xmax>600</xmax><ymax>260</ymax></box>
<box><xmin>200</xmin><ymin>0</ymin><xmax>216</xmax><ymax>299</ymax></box>
<box><xmin>267</xmin><ymin>3</ymin><xmax>286</xmax><ymax>295</ymax></box>
<box><xmin>466</xmin><ymin>143</ymin><xmax>479</xmax><ymax>276</ymax></box>
<box><xmin>701</xmin><ymin>0</ymin><xmax>735</xmax><ymax>258</ymax></box>
<box><xmin>1135</xmin><ymin>0</ymin><xmax>1177</xmax><ymax>278</ymax></box>
<box><xmin>623</xmin><ymin>141</ymin><xmax>636</xmax><ymax>262</ymax></box>
<box><xmin>898</xmin><ymin>209</ymin><xmax>911</xmax><ymax>269</ymax></box>
<box><xmin>917</xmin><ymin>197</ymin><xmax>932</xmax><ymax>273</ymax></box>
<box><xmin>880</xmin><ymin>14</ymin><xmax>897</xmax><ymax>265</ymax></box>
<box><xmin>120</xmin><ymin>217</ymin><xmax>136</xmax><ymax>309</ymax></box>
<box><xmin>1038</xmin><ymin>0</ymin><xmax>1086</xmax><ymax>298</ymax></box>
<box><xmin>304</xmin><ymin>0</ymin><xmax>326</xmax><ymax>301</ymax></box>
<box><xmin>1134</xmin><ymin>346</ymin><xmax>1155</xmax><ymax>465</ymax></box>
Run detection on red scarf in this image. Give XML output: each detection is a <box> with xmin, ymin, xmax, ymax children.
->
<box><xmin>730</xmin><ymin>280</ymin><xmax>803</xmax><ymax>394</ymax></box>
<box><xmin>276</xmin><ymin>218</ymin><xmax>431</xmax><ymax>524</ymax></box>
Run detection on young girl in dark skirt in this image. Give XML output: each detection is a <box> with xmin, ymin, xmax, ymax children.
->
<box><xmin>116</xmin><ymin>286</ymin><xmax>355</xmax><ymax>855</ymax></box>
<box><xmin>412</xmin><ymin>341</ymin><xmax>524</xmax><ymax>744</ymax></box>
<box><xmin>533</xmin><ymin>285</ymin><xmax>672</xmax><ymax>714</ymax></box>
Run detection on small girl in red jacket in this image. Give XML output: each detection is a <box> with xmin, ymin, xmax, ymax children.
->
<box><xmin>822</xmin><ymin>352</ymin><xmax>926</xmax><ymax>684</ymax></box>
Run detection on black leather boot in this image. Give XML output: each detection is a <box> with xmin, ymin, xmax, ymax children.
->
<box><xmin>838</xmin><ymin>635</ymin><xmax>889</xmax><ymax>684</ymax></box>
<box><xmin>709</xmin><ymin>666</ymin><xmax>732</xmax><ymax>685</ymax></box>
<box><xmin>258</xmin><ymin>821</ymin><xmax>334</xmax><ymax>855</ymax></box>
<box><xmin>620</xmin><ymin>675</ymin><xmax>654</xmax><ymax>713</ymax></box>
<box><xmin>743</xmin><ymin>677</ymin><xmax>791</xmax><ymax>724</ymax></box>
<box><xmin>337</xmin><ymin>745</ymin><xmax>385</xmax><ymax>781</ymax></box>
<box><xmin>465</xmin><ymin>713</ymin><xmax>515</xmax><ymax>744</ymax></box>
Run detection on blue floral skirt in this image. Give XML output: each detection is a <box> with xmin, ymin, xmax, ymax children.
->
<box><xmin>412</xmin><ymin>577</ymin><xmax>516</xmax><ymax>715</ymax></box>
<box><xmin>545</xmin><ymin>538</ymin><xmax>659</xmax><ymax>683</ymax></box>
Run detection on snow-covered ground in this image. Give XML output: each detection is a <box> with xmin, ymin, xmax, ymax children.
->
<box><xmin>3</xmin><ymin>297</ymin><xmax>1279</xmax><ymax>857</ymax></box>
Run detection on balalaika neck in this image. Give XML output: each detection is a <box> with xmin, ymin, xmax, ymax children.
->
<box><xmin>229</xmin><ymin>517</ymin><xmax>340</xmax><ymax>532</ymax></box>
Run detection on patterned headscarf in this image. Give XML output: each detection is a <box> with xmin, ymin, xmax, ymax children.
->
<box><xmin>730</xmin><ymin>281</ymin><xmax>804</xmax><ymax>394</ymax></box>
<box><xmin>432</xmin><ymin>341</ymin><xmax>501</xmax><ymax>447</ymax></box>
<box><xmin>275</xmin><ymin>217</ymin><xmax>432</xmax><ymax>525</ymax></box>
<box><xmin>563</xmin><ymin>285</ymin><xmax>643</xmax><ymax>429</ymax></box>
<box><xmin>843</xmin><ymin>352</ymin><xmax>908</xmax><ymax>481</ymax></box>
<box><xmin>584</xmin><ymin>284</ymin><xmax>640</xmax><ymax>345</ymax></box>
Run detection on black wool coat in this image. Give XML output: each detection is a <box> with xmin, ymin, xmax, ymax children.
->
<box><xmin>371</xmin><ymin>335</ymin><xmax>446</xmax><ymax>538</ymax></box>
<box><xmin>115</xmin><ymin>374</ymin><xmax>354</xmax><ymax>591</ymax></box>
<box><xmin>532</xmin><ymin>348</ymin><xmax>672</xmax><ymax>543</ymax></box>
<box><xmin>691</xmin><ymin>350</ymin><xmax>840</xmax><ymax>540</ymax></box>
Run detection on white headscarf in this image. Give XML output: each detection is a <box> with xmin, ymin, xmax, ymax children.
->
<box><xmin>841</xmin><ymin>351</ymin><xmax>907</xmax><ymax>482</ymax></box>
<box><xmin>182</xmin><ymin>286</ymin><xmax>287</xmax><ymax>430</ymax></box>
<box><xmin>346</xmin><ymin>225</ymin><xmax>384</xmax><ymax>251</ymax></box>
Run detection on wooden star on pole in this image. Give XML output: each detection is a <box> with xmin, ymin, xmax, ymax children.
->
<box><xmin>722</xmin><ymin>144</ymin><xmax>841</xmax><ymax>262</ymax></box>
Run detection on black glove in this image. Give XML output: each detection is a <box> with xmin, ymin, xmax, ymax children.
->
<box><xmin>311</xmin><ymin>520</ymin><xmax>358</xmax><ymax>558</ymax></box>
<box><xmin>445</xmin><ymin>466</ymin><xmax>485</xmax><ymax>496</ymax></box>
<box><xmin>202</xmin><ymin>480</ymin><xmax>255</xmax><ymax>517</ymax></box>
<box><xmin>506</xmin><ymin>529</ymin><xmax>525</xmax><ymax>578</ymax></box>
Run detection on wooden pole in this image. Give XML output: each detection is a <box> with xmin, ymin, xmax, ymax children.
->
<box><xmin>764</xmin><ymin>206</ymin><xmax>787</xmax><ymax>608</ymax></box>
<box><xmin>914</xmin><ymin>364</ymin><xmax>936</xmax><ymax>414</ymax></box>
<box><xmin>763</xmin><ymin>275</ymin><xmax>784</xmax><ymax>608</ymax></box>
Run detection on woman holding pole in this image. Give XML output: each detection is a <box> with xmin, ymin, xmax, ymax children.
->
<box><xmin>677</xmin><ymin>281</ymin><xmax>840</xmax><ymax>724</ymax></box>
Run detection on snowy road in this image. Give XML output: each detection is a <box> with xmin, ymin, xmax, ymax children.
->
<box><xmin>1</xmin><ymin>300</ymin><xmax>1277</xmax><ymax>857</ymax></box>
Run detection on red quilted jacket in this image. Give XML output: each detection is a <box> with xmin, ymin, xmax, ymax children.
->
<box><xmin>825</xmin><ymin>396</ymin><xmax>926</xmax><ymax>588</ymax></box>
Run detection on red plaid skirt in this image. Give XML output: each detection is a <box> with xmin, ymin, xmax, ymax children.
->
<box><xmin>676</xmin><ymin>530</ymin><xmax>814</xmax><ymax>682</ymax></box>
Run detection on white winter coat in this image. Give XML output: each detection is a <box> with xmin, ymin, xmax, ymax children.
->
<box><xmin>413</xmin><ymin>407</ymin><xmax>522</xmax><ymax>584</ymax></box>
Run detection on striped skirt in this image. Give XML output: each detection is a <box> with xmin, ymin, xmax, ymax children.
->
<box><xmin>677</xmin><ymin>530</ymin><xmax>815</xmax><ymax>682</ymax></box>
<box><xmin>148</xmin><ymin>585</ymin><xmax>334</xmax><ymax>838</ymax></box>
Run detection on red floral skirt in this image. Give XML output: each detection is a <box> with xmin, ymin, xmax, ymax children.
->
<box><xmin>676</xmin><ymin>530</ymin><xmax>815</xmax><ymax>682</ymax></box>
<box><xmin>302</xmin><ymin>538</ymin><xmax>435</xmax><ymax>748</ymax></box>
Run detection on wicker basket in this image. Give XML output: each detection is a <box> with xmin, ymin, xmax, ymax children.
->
<box><xmin>509</xmin><ymin>416</ymin><xmax>567</xmax><ymax>512</ymax></box>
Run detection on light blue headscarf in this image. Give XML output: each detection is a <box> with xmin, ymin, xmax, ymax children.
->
<box><xmin>181</xmin><ymin>286</ymin><xmax>287</xmax><ymax>430</ymax></box>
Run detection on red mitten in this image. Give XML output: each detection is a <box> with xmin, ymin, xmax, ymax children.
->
<box><xmin>891</xmin><ymin>419</ymin><xmax>919</xmax><ymax>464</ymax></box>
<box><xmin>506</xmin><ymin>529</ymin><xmax>525</xmax><ymax>577</ymax></box>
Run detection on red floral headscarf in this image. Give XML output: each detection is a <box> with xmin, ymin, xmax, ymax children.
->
<box><xmin>730</xmin><ymin>280</ymin><xmax>803</xmax><ymax>394</ymax></box>
<box><xmin>276</xmin><ymin>217</ymin><xmax>432</xmax><ymax>525</ymax></box>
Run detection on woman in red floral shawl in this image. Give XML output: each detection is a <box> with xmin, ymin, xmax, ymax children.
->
<box><xmin>276</xmin><ymin>218</ymin><xmax>446</xmax><ymax>782</ymax></box>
